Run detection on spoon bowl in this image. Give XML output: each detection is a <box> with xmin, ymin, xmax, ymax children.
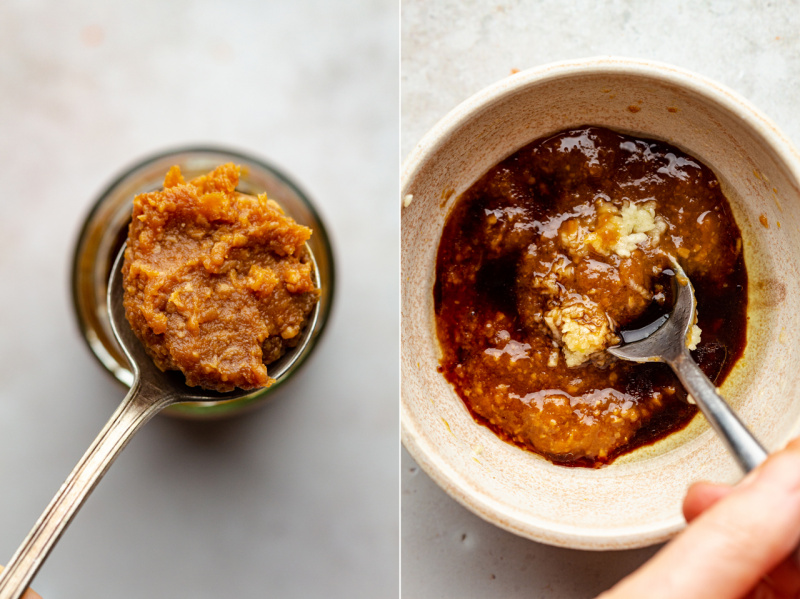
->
<box><xmin>108</xmin><ymin>242</ymin><xmax>320</xmax><ymax>403</ymax></box>
<box><xmin>608</xmin><ymin>267</ymin><xmax>695</xmax><ymax>364</ymax></box>
<box><xmin>108</xmin><ymin>243</ymin><xmax>255</xmax><ymax>404</ymax></box>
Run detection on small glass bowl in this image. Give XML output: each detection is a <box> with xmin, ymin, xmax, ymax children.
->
<box><xmin>71</xmin><ymin>147</ymin><xmax>335</xmax><ymax>418</ymax></box>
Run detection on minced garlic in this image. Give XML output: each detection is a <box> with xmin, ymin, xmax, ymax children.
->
<box><xmin>561</xmin><ymin>200</ymin><xmax>667</xmax><ymax>259</ymax></box>
<box><xmin>544</xmin><ymin>297</ymin><xmax>620</xmax><ymax>367</ymax></box>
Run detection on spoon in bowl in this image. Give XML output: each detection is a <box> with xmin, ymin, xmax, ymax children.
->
<box><xmin>0</xmin><ymin>243</ymin><xmax>317</xmax><ymax>599</ymax></box>
<box><xmin>607</xmin><ymin>263</ymin><xmax>767</xmax><ymax>472</ymax></box>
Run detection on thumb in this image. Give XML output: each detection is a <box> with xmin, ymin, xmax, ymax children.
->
<box><xmin>602</xmin><ymin>438</ymin><xmax>800</xmax><ymax>599</ymax></box>
<box><xmin>0</xmin><ymin>566</ymin><xmax>43</xmax><ymax>599</ymax></box>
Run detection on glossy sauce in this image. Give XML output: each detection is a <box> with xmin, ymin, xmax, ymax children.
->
<box><xmin>435</xmin><ymin>126</ymin><xmax>747</xmax><ymax>467</ymax></box>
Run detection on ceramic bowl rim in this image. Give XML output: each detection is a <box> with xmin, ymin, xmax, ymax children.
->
<box><xmin>401</xmin><ymin>55</ymin><xmax>800</xmax><ymax>549</ymax></box>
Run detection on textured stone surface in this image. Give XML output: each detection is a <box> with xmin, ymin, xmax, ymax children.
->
<box><xmin>402</xmin><ymin>1</ymin><xmax>800</xmax><ymax>596</ymax></box>
<box><xmin>0</xmin><ymin>1</ymin><xmax>398</xmax><ymax>597</ymax></box>
<box><xmin>402</xmin><ymin>0</ymin><xmax>800</xmax><ymax>159</ymax></box>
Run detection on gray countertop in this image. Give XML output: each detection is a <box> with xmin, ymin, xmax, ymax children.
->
<box><xmin>401</xmin><ymin>1</ymin><xmax>800</xmax><ymax>597</ymax></box>
<box><xmin>0</xmin><ymin>1</ymin><xmax>398</xmax><ymax>597</ymax></box>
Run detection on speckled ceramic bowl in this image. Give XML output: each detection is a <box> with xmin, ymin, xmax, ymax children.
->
<box><xmin>401</xmin><ymin>57</ymin><xmax>800</xmax><ymax>550</ymax></box>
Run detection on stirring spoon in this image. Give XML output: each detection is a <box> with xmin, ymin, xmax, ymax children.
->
<box><xmin>0</xmin><ymin>243</ymin><xmax>316</xmax><ymax>599</ymax></box>
<box><xmin>608</xmin><ymin>264</ymin><xmax>767</xmax><ymax>472</ymax></box>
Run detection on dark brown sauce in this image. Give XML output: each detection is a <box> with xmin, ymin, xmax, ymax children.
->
<box><xmin>435</xmin><ymin>126</ymin><xmax>748</xmax><ymax>467</ymax></box>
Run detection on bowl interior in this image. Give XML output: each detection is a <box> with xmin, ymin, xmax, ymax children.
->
<box><xmin>401</xmin><ymin>60</ymin><xmax>800</xmax><ymax>549</ymax></box>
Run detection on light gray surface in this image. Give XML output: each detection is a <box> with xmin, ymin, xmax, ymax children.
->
<box><xmin>401</xmin><ymin>1</ymin><xmax>800</xmax><ymax>597</ymax></box>
<box><xmin>0</xmin><ymin>1</ymin><xmax>398</xmax><ymax>597</ymax></box>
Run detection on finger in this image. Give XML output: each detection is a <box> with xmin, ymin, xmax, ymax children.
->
<box><xmin>683</xmin><ymin>481</ymin><xmax>733</xmax><ymax>523</ymax></box>
<box><xmin>601</xmin><ymin>439</ymin><xmax>800</xmax><ymax>599</ymax></box>
<box><xmin>0</xmin><ymin>566</ymin><xmax>43</xmax><ymax>599</ymax></box>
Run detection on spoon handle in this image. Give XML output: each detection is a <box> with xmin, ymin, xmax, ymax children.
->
<box><xmin>0</xmin><ymin>378</ymin><xmax>174</xmax><ymax>599</ymax></box>
<box><xmin>669</xmin><ymin>350</ymin><xmax>768</xmax><ymax>472</ymax></box>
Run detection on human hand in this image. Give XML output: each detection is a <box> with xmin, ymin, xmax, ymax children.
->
<box><xmin>598</xmin><ymin>437</ymin><xmax>800</xmax><ymax>599</ymax></box>
<box><xmin>0</xmin><ymin>566</ymin><xmax>42</xmax><ymax>599</ymax></box>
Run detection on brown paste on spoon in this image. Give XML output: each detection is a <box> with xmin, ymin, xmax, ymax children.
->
<box><xmin>122</xmin><ymin>163</ymin><xmax>319</xmax><ymax>392</ymax></box>
<box><xmin>434</xmin><ymin>126</ymin><xmax>747</xmax><ymax>467</ymax></box>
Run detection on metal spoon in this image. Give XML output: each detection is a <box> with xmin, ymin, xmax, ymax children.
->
<box><xmin>607</xmin><ymin>264</ymin><xmax>767</xmax><ymax>472</ymax></box>
<box><xmin>0</xmin><ymin>243</ymin><xmax>317</xmax><ymax>599</ymax></box>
